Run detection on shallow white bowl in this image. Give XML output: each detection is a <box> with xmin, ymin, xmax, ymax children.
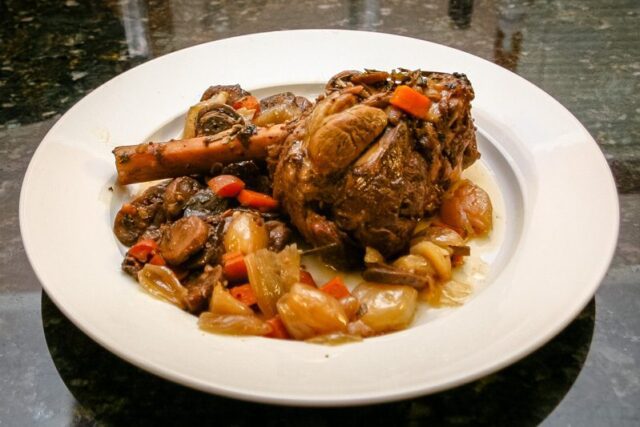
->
<box><xmin>20</xmin><ymin>30</ymin><xmax>619</xmax><ymax>406</ymax></box>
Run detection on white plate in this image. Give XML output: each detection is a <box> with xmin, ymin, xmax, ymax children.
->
<box><xmin>20</xmin><ymin>30</ymin><xmax>619</xmax><ymax>406</ymax></box>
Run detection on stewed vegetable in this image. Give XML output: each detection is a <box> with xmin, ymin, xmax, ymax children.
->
<box><xmin>113</xmin><ymin>75</ymin><xmax>493</xmax><ymax>344</ymax></box>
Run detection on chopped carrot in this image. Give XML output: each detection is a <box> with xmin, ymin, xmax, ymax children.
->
<box><xmin>223</xmin><ymin>253</ymin><xmax>248</xmax><ymax>281</ymax></box>
<box><xmin>265</xmin><ymin>315</ymin><xmax>290</xmax><ymax>339</ymax></box>
<box><xmin>207</xmin><ymin>175</ymin><xmax>246</xmax><ymax>198</ymax></box>
<box><xmin>232</xmin><ymin>95</ymin><xmax>260</xmax><ymax>113</ymax></box>
<box><xmin>148</xmin><ymin>253</ymin><xmax>166</xmax><ymax>266</ymax></box>
<box><xmin>320</xmin><ymin>276</ymin><xmax>350</xmax><ymax>299</ymax></box>
<box><xmin>389</xmin><ymin>85</ymin><xmax>432</xmax><ymax>119</ymax></box>
<box><xmin>128</xmin><ymin>239</ymin><xmax>158</xmax><ymax>262</ymax></box>
<box><xmin>229</xmin><ymin>283</ymin><xmax>257</xmax><ymax>306</ymax></box>
<box><xmin>222</xmin><ymin>251</ymin><xmax>243</xmax><ymax>263</ymax></box>
<box><xmin>299</xmin><ymin>270</ymin><xmax>317</xmax><ymax>287</ymax></box>
<box><xmin>237</xmin><ymin>189</ymin><xmax>278</xmax><ymax>211</ymax></box>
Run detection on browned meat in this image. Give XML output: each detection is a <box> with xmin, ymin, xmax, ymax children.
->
<box><xmin>220</xmin><ymin>160</ymin><xmax>272</xmax><ymax>194</ymax></box>
<box><xmin>265</xmin><ymin>220</ymin><xmax>292</xmax><ymax>252</ymax></box>
<box><xmin>333</xmin><ymin>121</ymin><xmax>430</xmax><ymax>255</ymax></box>
<box><xmin>113</xmin><ymin>182</ymin><xmax>168</xmax><ymax>246</ymax></box>
<box><xmin>272</xmin><ymin>69</ymin><xmax>478</xmax><ymax>259</ymax></box>
<box><xmin>159</xmin><ymin>216</ymin><xmax>210</xmax><ymax>265</ymax></box>
<box><xmin>184</xmin><ymin>265</ymin><xmax>222</xmax><ymax>313</ymax></box>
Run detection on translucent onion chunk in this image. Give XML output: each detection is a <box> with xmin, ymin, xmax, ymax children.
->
<box><xmin>439</xmin><ymin>180</ymin><xmax>493</xmax><ymax>237</ymax></box>
<box><xmin>198</xmin><ymin>312</ymin><xmax>271</xmax><ymax>336</ymax></box>
<box><xmin>410</xmin><ymin>241</ymin><xmax>452</xmax><ymax>280</ymax></box>
<box><xmin>209</xmin><ymin>285</ymin><xmax>253</xmax><ymax>315</ymax></box>
<box><xmin>421</xmin><ymin>280</ymin><xmax>472</xmax><ymax>307</ymax></box>
<box><xmin>352</xmin><ymin>283</ymin><xmax>418</xmax><ymax>333</ymax></box>
<box><xmin>277</xmin><ymin>283</ymin><xmax>349</xmax><ymax>340</ymax></box>
<box><xmin>224</xmin><ymin>211</ymin><xmax>269</xmax><ymax>255</ymax></box>
<box><xmin>137</xmin><ymin>264</ymin><xmax>187</xmax><ymax>309</ymax></box>
<box><xmin>245</xmin><ymin>244</ymin><xmax>300</xmax><ymax>318</ymax></box>
<box><xmin>306</xmin><ymin>332</ymin><xmax>363</xmax><ymax>346</ymax></box>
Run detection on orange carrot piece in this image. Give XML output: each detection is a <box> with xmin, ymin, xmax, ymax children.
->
<box><xmin>233</xmin><ymin>95</ymin><xmax>260</xmax><ymax>113</ymax></box>
<box><xmin>320</xmin><ymin>276</ymin><xmax>350</xmax><ymax>299</ymax></box>
<box><xmin>223</xmin><ymin>253</ymin><xmax>248</xmax><ymax>281</ymax></box>
<box><xmin>237</xmin><ymin>189</ymin><xmax>278</xmax><ymax>211</ymax></box>
<box><xmin>208</xmin><ymin>175</ymin><xmax>246</xmax><ymax>198</ymax></box>
<box><xmin>128</xmin><ymin>239</ymin><xmax>158</xmax><ymax>262</ymax></box>
<box><xmin>299</xmin><ymin>270</ymin><xmax>317</xmax><ymax>287</ymax></box>
<box><xmin>148</xmin><ymin>253</ymin><xmax>166</xmax><ymax>266</ymax></box>
<box><xmin>229</xmin><ymin>283</ymin><xmax>257</xmax><ymax>306</ymax></box>
<box><xmin>389</xmin><ymin>85</ymin><xmax>432</xmax><ymax>119</ymax></box>
<box><xmin>265</xmin><ymin>315</ymin><xmax>290</xmax><ymax>339</ymax></box>
<box><xmin>222</xmin><ymin>251</ymin><xmax>243</xmax><ymax>263</ymax></box>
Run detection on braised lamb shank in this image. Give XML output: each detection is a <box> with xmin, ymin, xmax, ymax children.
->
<box><xmin>272</xmin><ymin>69</ymin><xmax>479</xmax><ymax>260</ymax></box>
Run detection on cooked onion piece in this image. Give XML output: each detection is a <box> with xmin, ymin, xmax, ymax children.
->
<box><xmin>306</xmin><ymin>332</ymin><xmax>363</xmax><ymax>345</ymax></box>
<box><xmin>352</xmin><ymin>283</ymin><xmax>418</xmax><ymax>333</ymax></box>
<box><xmin>421</xmin><ymin>280</ymin><xmax>472</xmax><ymax>307</ymax></box>
<box><xmin>410</xmin><ymin>241</ymin><xmax>452</xmax><ymax>280</ymax></box>
<box><xmin>439</xmin><ymin>180</ymin><xmax>493</xmax><ymax>237</ymax></box>
<box><xmin>364</xmin><ymin>246</ymin><xmax>385</xmax><ymax>265</ymax></box>
<box><xmin>137</xmin><ymin>264</ymin><xmax>187</xmax><ymax>309</ymax></box>
<box><xmin>245</xmin><ymin>245</ymin><xmax>300</xmax><ymax>318</ymax></box>
<box><xmin>422</xmin><ymin>224</ymin><xmax>465</xmax><ymax>247</ymax></box>
<box><xmin>209</xmin><ymin>285</ymin><xmax>254</xmax><ymax>315</ymax></box>
<box><xmin>198</xmin><ymin>312</ymin><xmax>271</xmax><ymax>336</ymax></box>
<box><xmin>392</xmin><ymin>254</ymin><xmax>437</xmax><ymax>279</ymax></box>
<box><xmin>277</xmin><ymin>283</ymin><xmax>349</xmax><ymax>340</ymax></box>
<box><xmin>347</xmin><ymin>320</ymin><xmax>376</xmax><ymax>338</ymax></box>
<box><xmin>224</xmin><ymin>211</ymin><xmax>269</xmax><ymax>255</ymax></box>
<box><xmin>340</xmin><ymin>296</ymin><xmax>361</xmax><ymax>321</ymax></box>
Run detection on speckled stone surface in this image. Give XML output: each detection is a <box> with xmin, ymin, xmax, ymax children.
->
<box><xmin>1</xmin><ymin>0</ymin><xmax>639</xmax><ymax>425</ymax></box>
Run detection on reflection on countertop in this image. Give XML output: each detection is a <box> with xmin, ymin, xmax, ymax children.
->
<box><xmin>0</xmin><ymin>0</ymin><xmax>639</xmax><ymax>425</ymax></box>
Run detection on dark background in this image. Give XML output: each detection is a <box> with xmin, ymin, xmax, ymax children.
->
<box><xmin>0</xmin><ymin>0</ymin><xmax>638</xmax><ymax>425</ymax></box>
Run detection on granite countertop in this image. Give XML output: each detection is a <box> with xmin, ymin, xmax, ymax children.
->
<box><xmin>1</xmin><ymin>0</ymin><xmax>638</xmax><ymax>425</ymax></box>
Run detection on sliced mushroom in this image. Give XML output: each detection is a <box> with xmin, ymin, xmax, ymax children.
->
<box><xmin>163</xmin><ymin>177</ymin><xmax>203</xmax><ymax>218</ymax></box>
<box><xmin>183</xmin><ymin>92</ymin><xmax>229</xmax><ymax>138</ymax></box>
<box><xmin>253</xmin><ymin>92</ymin><xmax>312</xmax><ymax>126</ymax></box>
<box><xmin>183</xmin><ymin>189</ymin><xmax>228</xmax><ymax>218</ymax></box>
<box><xmin>196</xmin><ymin>104</ymin><xmax>244</xmax><ymax>136</ymax></box>
<box><xmin>159</xmin><ymin>216</ymin><xmax>210</xmax><ymax>265</ymax></box>
<box><xmin>362</xmin><ymin>266</ymin><xmax>429</xmax><ymax>289</ymax></box>
<box><xmin>113</xmin><ymin>181</ymin><xmax>168</xmax><ymax>246</ymax></box>
<box><xmin>200</xmin><ymin>84</ymin><xmax>249</xmax><ymax>104</ymax></box>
